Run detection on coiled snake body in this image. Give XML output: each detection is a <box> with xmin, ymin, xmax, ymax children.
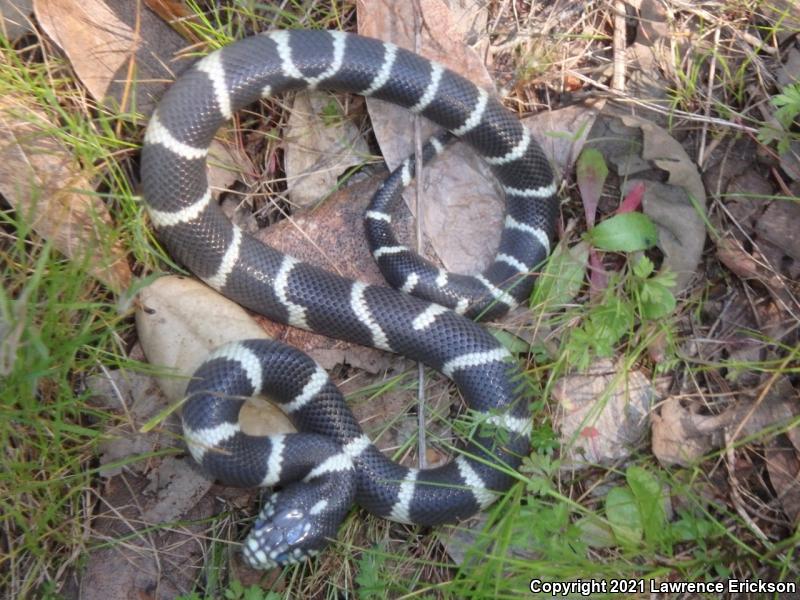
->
<box><xmin>141</xmin><ymin>30</ymin><xmax>557</xmax><ymax>568</ymax></box>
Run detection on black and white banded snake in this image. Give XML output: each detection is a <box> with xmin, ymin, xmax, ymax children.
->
<box><xmin>140</xmin><ymin>29</ymin><xmax>557</xmax><ymax>568</ymax></box>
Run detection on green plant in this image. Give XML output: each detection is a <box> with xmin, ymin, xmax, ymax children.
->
<box><xmin>355</xmin><ymin>549</ymin><xmax>389</xmax><ymax>600</ymax></box>
<box><xmin>562</xmin><ymin>254</ymin><xmax>677</xmax><ymax>371</ymax></box>
<box><xmin>176</xmin><ymin>579</ymin><xmax>282</xmax><ymax>600</ymax></box>
<box><xmin>758</xmin><ymin>83</ymin><xmax>800</xmax><ymax>154</ymax></box>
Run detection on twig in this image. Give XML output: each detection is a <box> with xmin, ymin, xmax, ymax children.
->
<box><xmin>698</xmin><ymin>26</ymin><xmax>721</xmax><ymax>168</ymax></box>
<box><xmin>611</xmin><ymin>1</ymin><xmax>627</xmax><ymax>92</ymax></box>
<box><xmin>412</xmin><ymin>0</ymin><xmax>427</xmax><ymax>470</ymax></box>
<box><xmin>723</xmin><ymin>430</ymin><xmax>772</xmax><ymax>546</ymax></box>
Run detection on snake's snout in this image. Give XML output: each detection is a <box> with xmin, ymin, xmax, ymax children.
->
<box><xmin>243</xmin><ymin>503</ymin><xmax>317</xmax><ymax>568</ymax></box>
<box><xmin>242</xmin><ymin>473</ymin><xmax>357</xmax><ymax>569</ymax></box>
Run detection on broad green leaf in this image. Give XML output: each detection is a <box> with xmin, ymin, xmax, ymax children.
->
<box><xmin>605</xmin><ymin>486</ymin><xmax>643</xmax><ymax>546</ymax></box>
<box><xmin>626</xmin><ymin>466</ymin><xmax>668</xmax><ymax>546</ymax></box>
<box><xmin>575</xmin><ymin>516</ymin><xmax>617</xmax><ymax>548</ymax></box>
<box><xmin>587</xmin><ymin>212</ymin><xmax>659</xmax><ymax>252</ymax></box>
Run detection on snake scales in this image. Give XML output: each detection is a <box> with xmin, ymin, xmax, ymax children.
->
<box><xmin>141</xmin><ymin>29</ymin><xmax>557</xmax><ymax>568</ymax></box>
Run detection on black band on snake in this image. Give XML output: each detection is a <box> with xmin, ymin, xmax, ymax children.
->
<box><xmin>141</xmin><ymin>30</ymin><xmax>557</xmax><ymax>569</ymax></box>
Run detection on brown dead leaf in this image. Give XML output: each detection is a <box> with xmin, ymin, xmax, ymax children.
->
<box><xmin>340</xmin><ymin>372</ymin><xmax>451</xmax><ymax>461</ymax></box>
<box><xmin>34</xmin><ymin>0</ymin><xmax>189</xmax><ymax>116</ymax></box>
<box><xmin>142</xmin><ymin>455</ymin><xmax>214</xmax><ymax>524</ymax></box>
<box><xmin>143</xmin><ymin>0</ymin><xmax>203</xmax><ymax>43</ymax></box>
<box><xmin>0</xmin><ymin>96</ymin><xmax>131</xmax><ymax>292</ymax></box>
<box><xmin>285</xmin><ymin>91</ymin><xmax>370</xmax><ymax>209</ymax></box>
<box><xmin>765</xmin><ymin>438</ymin><xmax>800</xmax><ymax>526</ymax></box>
<box><xmin>446</xmin><ymin>0</ymin><xmax>489</xmax><ymax>57</ymax></box>
<box><xmin>0</xmin><ymin>0</ymin><xmax>33</xmax><ymax>39</ymax></box>
<box><xmin>761</xmin><ymin>0</ymin><xmax>800</xmax><ymax>44</ymax></box>
<box><xmin>522</xmin><ymin>101</ymin><xmax>603</xmax><ymax>179</ymax></box>
<box><xmin>552</xmin><ymin>359</ymin><xmax>654</xmax><ymax>470</ymax></box>
<box><xmin>87</xmin><ymin>368</ymin><xmax>174</xmax><ymax>477</ymax></box>
<box><xmin>729</xmin><ymin>376</ymin><xmax>799</xmax><ymax>442</ymax></box>
<box><xmin>208</xmin><ymin>139</ymin><xmax>250</xmax><ymax>200</ymax></box>
<box><xmin>716</xmin><ymin>235</ymin><xmax>796</xmax><ymax>311</ymax></box>
<box><xmin>358</xmin><ymin>0</ymin><xmax>508</xmax><ymax>274</ymax></box>
<box><xmin>81</xmin><ymin>470</ymin><xmax>216</xmax><ymax>600</ymax></box>
<box><xmin>693</xmin><ymin>283</ymin><xmax>794</xmax><ymax>386</ymax></box>
<box><xmin>754</xmin><ymin>199</ymin><xmax>800</xmax><ymax>269</ymax></box>
<box><xmin>708</xmin><ymin>162</ymin><xmax>800</xmax><ymax>298</ymax></box>
<box><xmin>777</xmin><ymin>45</ymin><xmax>800</xmax><ymax>89</ymax></box>
<box><xmin>651</xmin><ymin>397</ymin><xmax>733</xmax><ymax>467</ymax></box>
<box><xmin>83</xmin><ymin>364</ymin><xmax>218</xmax><ymax>598</ymax></box>
<box><xmin>622</xmin><ymin>0</ymin><xmax>673</xmax><ymax>124</ymax></box>
<box><xmin>634</xmin><ymin>0</ymin><xmax>670</xmax><ymax>45</ymax></box>
<box><xmin>357</xmin><ymin>0</ymin><xmax>494</xmax><ymax>100</ymax></box>
<box><xmin>728</xmin><ymin>377</ymin><xmax>800</xmax><ymax>526</ymax></box>
<box><xmin>653</xmin><ymin>376</ymin><xmax>799</xmax><ymax>469</ymax></box>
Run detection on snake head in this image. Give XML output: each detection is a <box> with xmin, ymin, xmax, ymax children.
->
<box><xmin>242</xmin><ymin>471</ymin><xmax>356</xmax><ymax>569</ymax></box>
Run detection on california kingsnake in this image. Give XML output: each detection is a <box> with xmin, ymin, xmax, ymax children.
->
<box><xmin>141</xmin><ymin>30</ymin><xmax>557</xmax><ymax>568</ymax></box>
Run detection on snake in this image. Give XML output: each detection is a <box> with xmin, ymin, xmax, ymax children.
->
<box><xmin>140</xmin><ymin>29</ymin><xmax>557</xmax><ymax>569</ymax></box>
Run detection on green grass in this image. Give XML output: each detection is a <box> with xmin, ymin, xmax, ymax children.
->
<box><xmin>2</xmin><ymin>0</ymin><xmax>800</xmax><ymax>598</ymax></box>
<box><xmin>0</xmin><ymin>221</ymin><xmax>132</xmax><ymax>596</ymax></box>
<box><xmin>0</xmin><ymin>32</ymin><xmax>148</xmax><ymax>598</ymax></box>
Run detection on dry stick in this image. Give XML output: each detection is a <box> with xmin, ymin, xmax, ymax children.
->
<box><xmin>117</xmin><ymin>0</ymin><xmax>143</xmax><ymax>138</ymax></box>
<box><xmin>611</xmin><ymin>1</ymin><xmax>627</xmax><ymax>92</ymax></box>
<box><xmin>698</xmin><ymin>26</ymin><xmax>721</xmax><ymax>168</ymax></box>
<box><xmin>724</xmin><ymin>431</ymin><xmax>772</xmax><ymax>546</ymax></box>
<box><xmin>412</xmin><ymin>0</ymin><xmax>428</xmax><ymax>470</ymax></box>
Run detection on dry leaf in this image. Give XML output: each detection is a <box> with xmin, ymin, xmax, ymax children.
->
<box><xmin>653</xmin><ymin>377</ymin><xmax>799</xmax><ymax>469</ymax></box>
<box><xmin>136</xmin><ymin>275</ymin><xmax>294</xmax><ymax>436</ymax></box>
<box><xmin>765</xmin><ymin>438</ymin><xmax>800</xmax><ymax>526</ymax></box>
<box><xmin>80</xmin><ymin>470</ymin><xmax>216</xmax><ymax>600</ymax></box>
<box><xmin>88</xmin><ymin>368</ymin><xmax>173</xmax><ymax>477</ymax></box>
<box><xmin>0</xmin><ymin>96</ymin><xmax>131</xmax><ymax>291</ymax></box>
<box><xmin>0</xmin><ymin>0</ymin><xmax>33</xmax><ymax>39</ymax></box>
<box><xmin>552</xmin><ymin>359</ymin><xmax>654</xmax><ymax>470</ymax></box>
<box><xmin>761</xmin><ymin>0</ymin><xmax>800</xmax><ymax>44</ymax></box>
<box><xmin>522</xmin><ymin>102</ymin><xmax>603</xmax><ymax>180</ymax></box>
<box><xmin>716</xmin><ymin>235</ymin><xmax>795</xmax><ymax>310</ymax></box>
<box><xmin>729</xmin><ymin>376</ymin><xmax>799</xmax><ymax>441</ymax></box>
<box><xmin>446</xmin><ymin>0</ymin><xmax>490</xmax><ymax>56</ymax></box>
<box><xmin>358</xmin><ymin>0</ymin><xmax>507</xmax><ymax>274</ymax></box>
<box><xmin>754</xmin><ymin>199</ymin><xmax>800</xmax><ymax>267</ymax></box>
<box><xmin>142</xmin><ymin>455</ymin><xmax>214</xmax><ymax>523</ymax></box>
<box><xmin>777</xmin><ymin>45</ymin><xmax>800</xmax><ymax>89</ymax></box>
<box><xmin>208</xmin><ymin>139</ymin><xmax>250</xmax><ymax>199</ymax></box>
<box><xmin>651</xmin><ymin>397</ymin><xmax>733</xmax><ymax>467</ymax></box>
<box><xmin>34</xmin><ymin>0</ymin><xmax>189</xmax><ymax>115</ymax></box>
<box><xmin>83</xmin><ymin>361</ymin><xmax>217</xmax><ymax>597</ymax></box>
<box><xmin>143</xmin><ymin>0</ymin><xmax>203</xmax><ymax>43</ymax></box>
<box><xmin>285</xmin><ymin>91</ymin><xmax>370</xmax><ymax>209</ymax></box>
